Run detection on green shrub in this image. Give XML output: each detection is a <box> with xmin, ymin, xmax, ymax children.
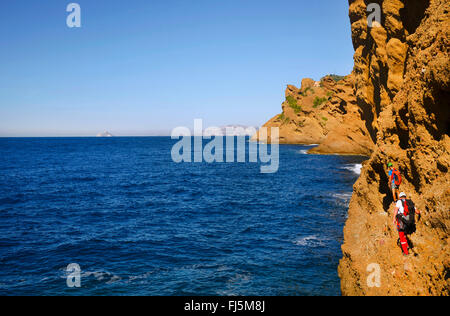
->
<box><xmin>320</xmin><ymin>116</ymin><xmax>328</xmax><ymax>128</ymax></box>
<box><xmin>313</xmin><ymin>96</ymin><xmax>327</xmax><ymax>108</ymax></box>
<box><xmin>278</xmin><ymin>113</ymin><xmax>290</xmax><ymax>124</ymax></box>
<box><xmin>328</xmin><ymin>74</ymin><xmax>345</xmax><ymax>82</ymax></box>
<box><xmin>300</xmin><ymin>87</ymin><xmax>314</xmax><ymax>96</ymax></box>
<box><xmin>286</xmin><ymin>95</ymin><xmax>302</xmax><ymax>113</ymax></box>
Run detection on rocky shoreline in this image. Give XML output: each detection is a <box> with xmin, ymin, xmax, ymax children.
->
<box><xmin>252</xmin><ymin>75</ymin><xmax>374</xmax><ymax>156</ymax></box>
<box><xmin>255</xmin><ymin>0</ymin><xmax>449</xmax><ymax>295</ymax></box>
<box><xmin>338</xmin><ymin>0</ymin><xmax>449</xmax><ymax>296</ymax></box>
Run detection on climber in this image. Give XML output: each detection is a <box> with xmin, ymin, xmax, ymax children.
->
<box><xmin>388</xmin><ymin>163</ymin><xmax>402</xmax><ymax>202</ymax></box>
<box><xmin>393</xmin><ymin>192</ymin><xmax>421</xmax><ymax>256</ymax></box>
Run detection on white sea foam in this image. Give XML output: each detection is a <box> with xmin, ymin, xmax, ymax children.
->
<box><xmin>297</xmin><ymin>144</ymin><xmax>319</xmax><ymax>155</ymax></box>
<box><xmin>342</xmin><ymin>163</ymin><xmax>362</xmax><ymax>175</ymax></box>
<box><xmin>333</xmin><ymin>192</ymin><xmax>352</xmax><ymax>201</ymax></box>
<box><xmin>293</xmin><ymin>235</ymin><xmax>325</xmax><ymax>247</ymax></box>
<box><xmin>217</xmin><ymin>272</ymin><xmax>252</xmax><ymax>296</ymax></box>
<box><xmin>79</xmin><ymin>271</ymin><xmax>122</xmax><ymax>284</ymax></box>
<box><xmin>332</xmin><ymin>192</ymin><xmax>353</xmax><ymax>207</ymax></box>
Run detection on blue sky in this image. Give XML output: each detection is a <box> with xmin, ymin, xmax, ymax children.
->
<box><xmin>0</xmin><ymin>0</ymin><xmax>354</xmax><ymax>136</ymax></box>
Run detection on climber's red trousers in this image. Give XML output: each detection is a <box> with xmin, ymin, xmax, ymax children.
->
<box><xmin>398</xmin><ymin>232</ymin><xmax>409</xmax><ymax>255</ymax></box>
<box><xmin>397</xmin><ymin>223</ymin><xmax>409</xmax><ymax>255</ymax></box>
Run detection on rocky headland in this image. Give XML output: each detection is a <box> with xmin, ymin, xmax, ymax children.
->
<box><xmin>255</xmin><ymin>0</ymin><xmax>449</xmax><ymax>295</ymax></box>
<box><xmin>252</xmin><ymin>74</ymin><xmax>374</xmax><ymax>156</ymax></box>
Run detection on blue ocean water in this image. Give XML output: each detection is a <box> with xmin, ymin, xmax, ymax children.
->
<box><xmin>0</xmin><ymin>137</ymin><xmax>365</xmax><ymax>296</ymax></box>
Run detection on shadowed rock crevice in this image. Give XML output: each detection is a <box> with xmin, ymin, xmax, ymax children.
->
<box><xmin>373</xmin><ymin>161</ymin><xmax>393</xmax><ymax>211</ymax></box>
<box><xmin>408</xmin><ymin>158</ymin><xmax>423</xmax><ymax>193</ymax></box>
<box><xmin>444</xmin><ymin>267</ymin><xmax>450</xmax><ymax>281</ymax></box>
<box><xmin>396</xmin><ymin>105</ymin><xmax>410</xmax><ymax>150</ymax></box>
<box><xmin>400</xmin><ymin>0</ymin><xmax>431</xmax><ymax>35</ymax></box>
<box><xmin>423</xmin><ymin>89</ymin><xmax>450</xmax><ymax>141</ymax></box>
<box><xmin>359</xmin><ymin>99</ymin><xmax>377</xmax><ymax>145</ymax></box>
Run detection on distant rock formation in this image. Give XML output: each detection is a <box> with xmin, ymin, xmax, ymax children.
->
<box><xmin>252</xmin><ymin>75</ymin><xmax>374</xmax><ymax>156</ymax></box>
<box><xmin>96</xmin><ymin>131</ymin><xmax>113</xmax><ymax>137</ymax></box>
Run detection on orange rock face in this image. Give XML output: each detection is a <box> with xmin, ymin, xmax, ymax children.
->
<box><xmin>255</xmin><ymin>0</ymin><xmax>449</xmax><ymax>296</ymax></box>
<box><xmin>253</xmin><ymin>75</ymin><xmax>374</xmax><ymax>155</ymax></box>
<box><xmin>338</xmin><ymin>0</ymin><xmax>449</xmax><ymax>296</ymax></box>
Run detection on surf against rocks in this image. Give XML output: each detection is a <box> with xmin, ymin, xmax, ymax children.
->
<box><xmin>171</xmin><ymin>119</ymin><xmax>280</xmax><ymax>174</ymax></box>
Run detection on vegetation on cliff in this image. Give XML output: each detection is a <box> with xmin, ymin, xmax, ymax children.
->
<box><xmin>253</xmin><ymin>75</ymin><xmax>374</xmax><ymax>155</ymax></box>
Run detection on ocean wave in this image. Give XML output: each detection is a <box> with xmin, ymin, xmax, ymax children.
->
<box><xmin>333</xmin><ymin>192</ymin><xmax>352</xmax><ymax>201</ymax></box>
<box><xmin>0</xmin><ymin>197</ymin><xmax>22</xmax><ymax>205</ymax></box>
<box><xmin>80</xmin><ymin>271</ymin><xmax>122</xmax><ymax>284</ymax></box>
<box><xmin>298</xmin><ymin>150</ymin><xmax>308</xmax><ymax>155</ymax></box>
<box><xmin>227</xmin><ymin>273</ymin><xmax>252</xmax><ymax>284</ymax></box>
<box><xmin>216</xmin><ymin>272</ymin><xmax>253</xmax><ymax>296</ymax></box>
<box><xmin>0</xmin><ymin>137</ymin><xmax>356</xmax><ymax>296</ymax></box>
<box><xmin>293</xmin><ymin>235</ymin><xmax>325</xmax><ymax>247</ymax></box>
<box><xmin>342</xmin><ymin>163</ymin><xmax>362</xmax><ymax>175</ymax></box>
<box><xmin>332</xmin><ymin>192</ymin><xmax>353</xmax><ymax>207</ymax></box>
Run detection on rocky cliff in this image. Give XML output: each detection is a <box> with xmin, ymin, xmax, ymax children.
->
<box><xmin>338</xmin><ymin>0</ymin><xmax>449</xmax><ymax>296</ymax></box>
<box><xmin>256</xmin><ymin>0</ymin><xmax>449</xmax><ymax>295</ymax></box>
<box><xmin>253</xmin><ymin>75</ymin><xmax>374</xmax><ymax>155</ymax></box>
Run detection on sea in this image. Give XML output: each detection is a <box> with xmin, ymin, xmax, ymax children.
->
<box><xmin>0</xmin><ymin>137</ymin><xmax>366</xmax><ymax>296</ymax></box>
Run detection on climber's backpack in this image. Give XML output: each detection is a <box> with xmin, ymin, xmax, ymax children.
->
<box><xmin>397</xmin><ymin>199</ymin><xmax>416</xmax><ymax>233</ymax></box>
<box><xmin>391</xmin><ymin>168</ymin><xmax>402</xmax><ymax>186</ymax></box>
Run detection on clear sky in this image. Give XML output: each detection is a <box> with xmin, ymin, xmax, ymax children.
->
<box><xmin>0</xmin><ymin>0</ymin><xmax>354</xmax><ymax>137</ymax></box>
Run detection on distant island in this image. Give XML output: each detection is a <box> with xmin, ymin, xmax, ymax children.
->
<box><xmin>96</xmin><ymin>131</ymin><xmax>114</xmax><ymax>137</ymax></box>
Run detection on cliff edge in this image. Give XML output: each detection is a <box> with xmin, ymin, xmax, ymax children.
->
<box><xmin>338</xmin><ymin>0</ymin><xmax>449</xmax><ymax>296</ymax></box>
<box><xmin>255</xmin><ymin>0</ymin><xmax>449</xmax><ymax>295</ymax></box>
